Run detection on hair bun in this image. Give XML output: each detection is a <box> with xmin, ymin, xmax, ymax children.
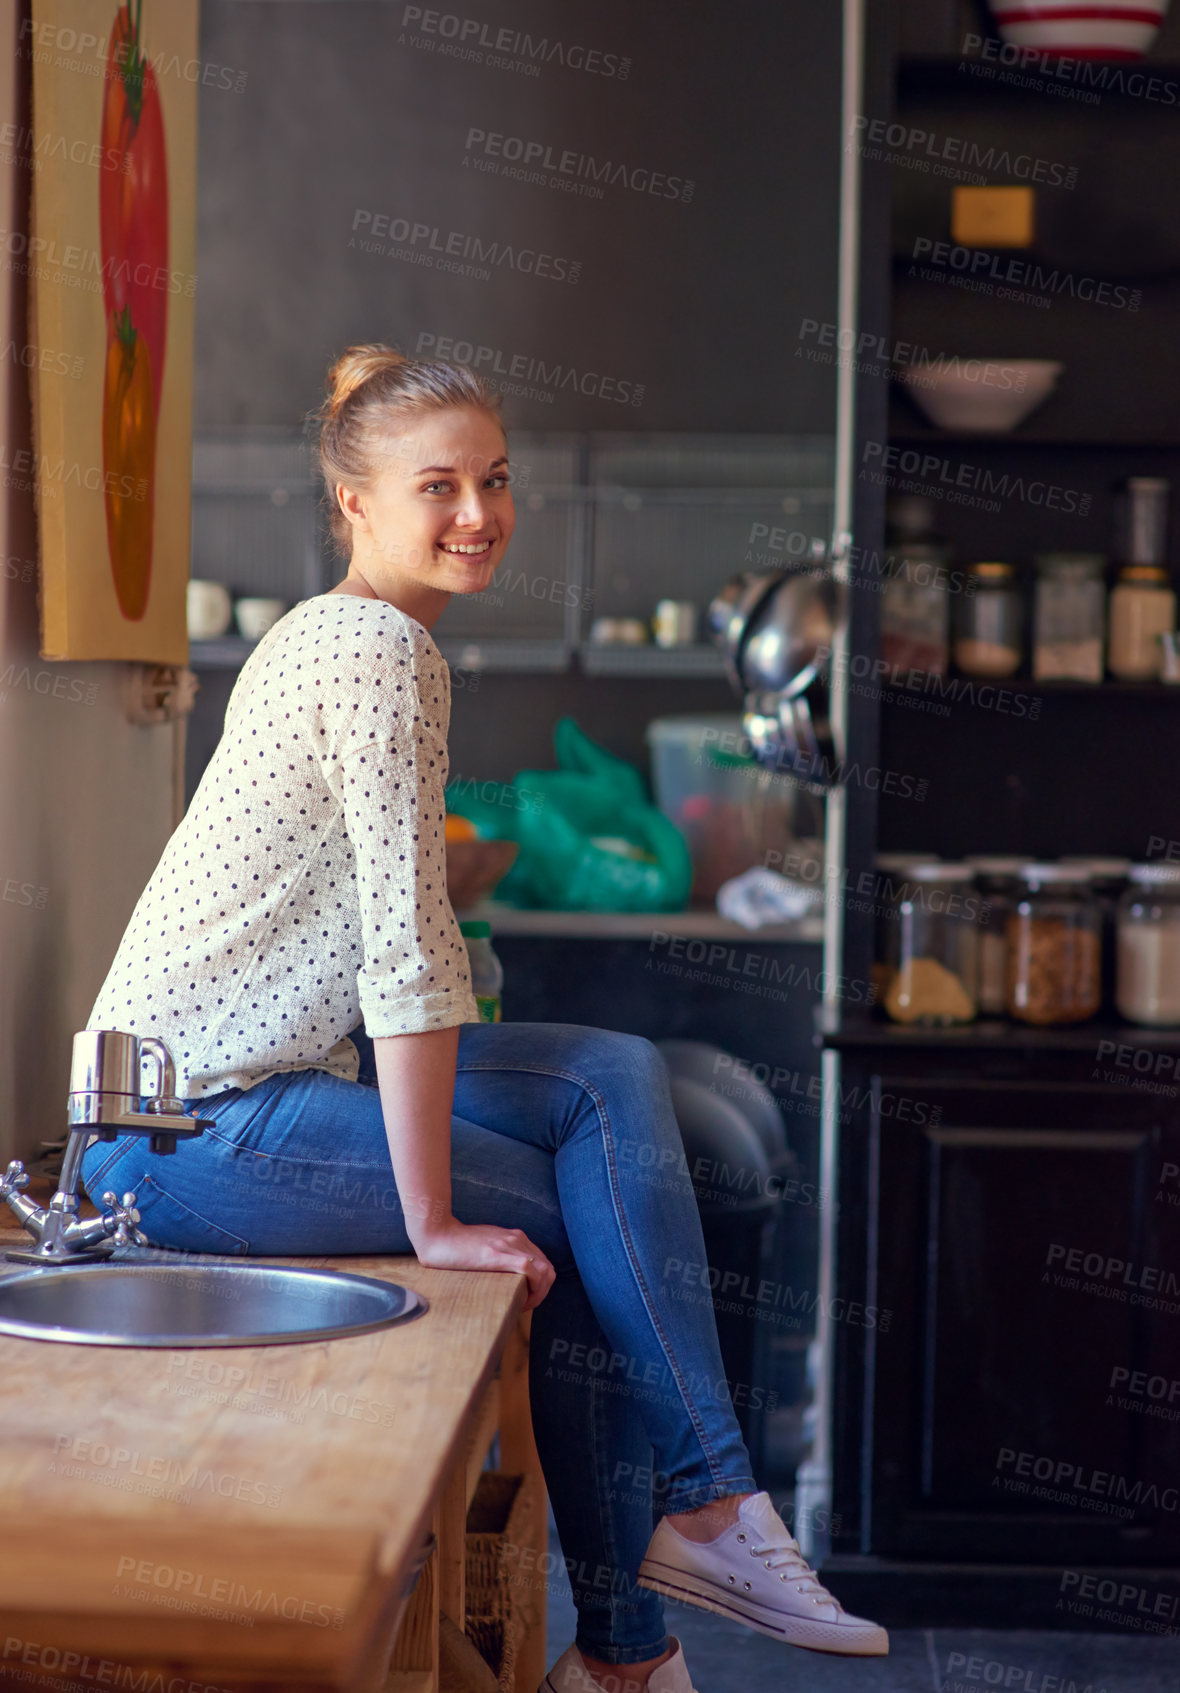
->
<box><xmin>325</xmin><ymin>343</ymin><xmax>408</xmax><ymax>418</ymax></box>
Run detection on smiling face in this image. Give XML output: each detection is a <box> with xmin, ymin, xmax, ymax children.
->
<box><xmin>335</xmin><ymin>404</ymin><xmax>515</xmax><ymax>615</ymax></box>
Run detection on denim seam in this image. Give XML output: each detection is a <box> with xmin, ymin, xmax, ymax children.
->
<box><xmin>455</xmin><ymin>1057</ymin><xmax>727</xmax><ymax>1489</ymax></box>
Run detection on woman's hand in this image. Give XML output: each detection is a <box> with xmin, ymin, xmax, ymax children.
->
<box><xmin>412</xmin><ymin>1218</ymin><xmax>556</xmax><ymax>1311</ymax></box>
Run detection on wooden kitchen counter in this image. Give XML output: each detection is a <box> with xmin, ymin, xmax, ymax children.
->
<box><xmin>0</xmin><ymin>1200</ymin><xmax>546</xmax><ymax>1693</ymax></box>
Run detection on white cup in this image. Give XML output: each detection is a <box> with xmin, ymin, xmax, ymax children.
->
<box><xmin>234</xmin><ymin>597</ymin><xmax>287</xmax><ymax>640</ymax></box>
<box><xmin>186</xmin><ymin>579</ymin><xmax>233</xmax><ymax>640</ymax></box>
<box><xmin>653</xmin><ymin>599</ymin><xmax>699</xmax><ymax>648</ymax></box>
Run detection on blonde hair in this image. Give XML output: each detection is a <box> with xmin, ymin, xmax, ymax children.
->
<box><xmin>309</xmin><ymin>343</ymin><xmax>503</xmax><ymax>558</ymax></box>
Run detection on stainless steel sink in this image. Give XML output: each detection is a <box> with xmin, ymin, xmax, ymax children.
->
<box><xmin>0</xmin><ymin>1257</ymin><xmax>427</xmax><ymax>1347</ymax></box>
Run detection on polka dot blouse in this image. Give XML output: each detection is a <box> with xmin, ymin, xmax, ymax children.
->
<box><xmin>86</xmin><ymin>594</ymin><xmax>478</xmax><ymax>1100</ymax></box>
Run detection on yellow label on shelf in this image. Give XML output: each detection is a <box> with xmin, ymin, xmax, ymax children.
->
<box><xmin>951</xmin><ymin>186</ymin><xmax>1035</xmax><ymax>249</ymax></box>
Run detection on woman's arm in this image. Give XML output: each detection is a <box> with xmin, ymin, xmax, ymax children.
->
<box><xmin>373</xmin><ymin>1028</ymin><xmax>555</xmax><ymax>1310</ymax></box>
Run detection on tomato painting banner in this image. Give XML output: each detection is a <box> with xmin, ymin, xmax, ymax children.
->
<box><xmin>30</xmin><ymin>0</ymin><xmax>197</xmax><ymax>663</ymax></box>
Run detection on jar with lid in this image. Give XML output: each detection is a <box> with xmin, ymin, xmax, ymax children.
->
<box><xmin>881</xmin><ymin>545</ymin><xmax>951</xmax><ymax>676</ymax></box>
<box><xmin>1108</xmin><ymin>566</ymin><xmax>1175</xmax><ymax>680</ymax></box>
<box><xmin>1007</xmin><ymin>865</ymin><xmax>1101</xmax><ymax>1024</ymax></box>
<box><xmin>1060</xmin><ymin>855</ymin><xmax>1130</xmax><ymax>1012</ymax></box>
<box><xmin>1117</xmin><ymin>864</ymin><xmax>1180</xmax><ymax>1026</ymax></box>
<box><xmin>885</xmin><ymin>863</ymin><xmax>979</xmax><ymax>1025</ymax></box>
<box><xmin>1032</xmin><ymin>554</ymin><xmax>1105</xmax><ymax>682</ymax></box>
<box><xmin>954</xmin><ymin>562</ymin><xmax>1023</xmax><ymax>678</ymax></box>
<box><xmin>965</xmin><ymin>856</ymin><xmax>1034</xmax><ymax>1017</ymax></box>
<box><xmin>872</xmin><ymin>851</ymin><xmax>941</xmax><ymax>1002</ymax></box>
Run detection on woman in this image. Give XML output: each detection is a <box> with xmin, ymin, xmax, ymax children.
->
<box><xmin>82</xmin><ymin>345</ymin><xmax>886</xmax><ymax>1693</ymax></box>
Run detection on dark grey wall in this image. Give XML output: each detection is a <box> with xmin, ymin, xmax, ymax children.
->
<box><xmin>193</xmin><ymin>0</ymin><xmax>842</xmax><ymax>434</ymax></box>
<box><xmin>188</xmin><ymin>2</ymin><xmax>844</xmax><ymax>792</ymax></box>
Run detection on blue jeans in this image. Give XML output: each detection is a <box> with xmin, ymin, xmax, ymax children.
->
<box><xmin>81</xmin><ymin>1022</ymin><xmax>756</xmax><ymax>1663</ymax></box>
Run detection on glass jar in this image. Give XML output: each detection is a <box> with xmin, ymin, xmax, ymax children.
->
<box><xmin>1007</xmin><ymin>866</ymin><xmax>1101</xmax><ymax>1025</ymax></box>
<box><xmin>1119</xmin><ymin>476</ymin><xmax>1170</xmax><ymax>567</ymax></box>
<box><xmin>1059</xmin><ymin>856</ymin><xmax>1130</xmax><ymax>1013</ymax></box>
<box><xmin>880</xmin><ymin>544</ymin><xmax>951</xmax><ymax>676</ymax></box>
<box><xmin>1108</xmin><ymin>566</ymin><xmax>1175</xmax><ymax>680</ymax></box>
<box><xmin>1032</xmin><ymin>554</ymin><xmax>1106</xmax><ymax>682</ymax></box>
<box><xmin>954</xmin><ymin>562</ymin><xmax>1023</xmax><ymax>678</ymax></box>
<box><xmin>1117</xmin><ymin>864</ymin><xmax>1180</xmax><ymax>1026</ymax></box>
<box><xmin>885</xmin><ymin>863</ymin><xmax>979</xmax><ymax>1025</ymax></box>
<box><xmin>965</xmin><ymin>856</ymin><xmax>1034</xmax><ymax>1017</ymax></box>
<box><xmin>872</xmin><ymin>851</ymin><xmax>941</xmax><ymax>1002</ymax></box>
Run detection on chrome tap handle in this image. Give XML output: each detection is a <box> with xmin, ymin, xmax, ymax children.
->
<box><xmin>101</xmin><ymin>1189</ymin><xmax>147</xmax><ymax>1248</ymax></box>
<box><xmin>138</xmin><ymin>1037</ymin><xmax>186</xmax><ymax>1114</ymax></box>
<box><xmin>0</xmin><ymin>1160</ymin><xmax>29</xmax><ymax>1198</ymax></box>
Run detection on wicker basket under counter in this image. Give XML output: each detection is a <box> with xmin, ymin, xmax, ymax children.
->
<box><xmin>466</xmin><ymin>1470</ymin><xmax>544</xmax><ymax>1692</ymax></box>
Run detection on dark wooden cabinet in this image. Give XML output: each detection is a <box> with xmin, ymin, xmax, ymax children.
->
<box><xmin>823</xmin><ymin>1038</ymin><xmax>1180</xmax><ymax>1623</ymax></box>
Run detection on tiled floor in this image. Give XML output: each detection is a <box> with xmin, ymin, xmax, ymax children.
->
<box><xmin>543</xmin><ymin>1546</ymin><xmax>1180</xmax><ymax>1691</ymax></box>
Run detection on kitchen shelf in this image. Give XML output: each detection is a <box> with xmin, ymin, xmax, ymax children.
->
<box><xmin>459</xmin><ymin>903</ymin><xmax>824</xmax><ymax>943</ymax></box>
<box><xmin>433</xmin><ymin>638</ymin><xmax>571</xmax><ymax>674</ymax></box>
<box><xmin>189</xmin><ymin>636</ymin><xmax>259</xmax><ymax>669</ymax></box>
<box><xmin>880</xmin><ymin>680</ymin><xmax>1180</xmax><ymax>698</ymax></box>
<box><xmin>822</xmin><ymin>1017</ymin><xmax>1180</xmax><ymax>1052</ymax></box>
<box><xmin>578</xmin><ymin>644</ymin><xmax>726</xmax><ymax>678</ymax></box>
<box><xmin>886</xmin><ymin>426</ymin><xmax>1180</xmax><ymax>450</ymax></box>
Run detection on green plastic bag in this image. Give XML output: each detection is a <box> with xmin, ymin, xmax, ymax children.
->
<box><xmin>446</xmin><ymin>718</ymin><xmax>692</xmax><ymax>912</ymax></box>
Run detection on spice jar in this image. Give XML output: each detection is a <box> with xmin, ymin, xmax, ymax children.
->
<box><xmin>881</xmin><ymin>545</ymin><xmax>952</xmax><ymax>676</ymax></box>
<box><xmin>1059</xmin><ymin>855</ymin><xmax>1130</xmax><ymax>1013</ymax></box>
<box><xmin>1108</xmin><ymin>567</ymin><xmax>1175</xmax><ymax>680</ymax></box>
<box><xmin>954</xmin><ymin>562</ymin><xmax>1023</xmax><ymax>678</ymax></box>
<box><xmin>873</xmin><ymin>851</ymin><xmax>941</xmax><ymax>1002</ymax></box>
<box><xmin>1007</xmin><ymin>865</ymin><xmax>1101</xmax><ymax>1025</ymax></box>
<box><xmin>1117</xmin><ymin>864</ymin><xmax>1180</xmax><ymax>1027</ymax></box>
<box><xmin>965</xmin><ymin>856</ymin><xmax>1034</xmax><ymax>1017</ymax></box>
<box><xmin>1032</xmin><ymin>554</ymin><xmax>1106</xmax><ymax>682</ymax></box>
<box><xmin>885</xmin><ymin>863</ymin><xmax>979</xmax><ymax>1025</ymax></box>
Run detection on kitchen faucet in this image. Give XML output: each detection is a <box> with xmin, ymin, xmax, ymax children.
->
<box><xmin>0</xmin><ymin>1030</ymin><xmax>213</xmax><ymax>1264</ymax></box>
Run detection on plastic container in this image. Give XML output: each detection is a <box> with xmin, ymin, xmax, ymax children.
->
<box><xmin>1117</xmin><ymin>864</ymin><xmax>1180</xmax><ymax>1027</ymax></box>
<box><xmin>965</xmin><ymin>856</ymin><xmax>1035</xmax><ymax>1017</ymax></box>
<box><xmin>645</xmin><ymin>715</ymin><xmax>822</xmax><ymax>903</ymax></box>
<box><xmin>1006</xmin><ymin>866</ymin><xmax>1101</xmax><ymax>1025</ymax></box>
<box><xmin>1032</xmin><ymin>554</ymin><xmax>1105</xmax><ymax>682</ymax></box>
<box><xmin>954</xmin><ymin>562</ymin><xmax>1023</xmax><ymax>678</ymax></box>
<box><xmin>885</xmin><ymin>863</ymin><xmax>979</xmax><ymax>1025</ymax></box>
<box><xmin>460</xmin><ymin>921</ymin><xmax>503</xmax><ymax>1022</ymax></box>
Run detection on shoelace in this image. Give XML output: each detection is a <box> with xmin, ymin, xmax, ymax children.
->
<box><xmin>747</xmin><ymin>1532</ymin><xmax>842</xmax><ymax>1609</ymax></box>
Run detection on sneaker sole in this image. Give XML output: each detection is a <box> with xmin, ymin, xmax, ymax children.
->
<box><xmin>636</xmin><ymin>1558</ymin><xmax>889</xmax><ymax>1657</ymax></box>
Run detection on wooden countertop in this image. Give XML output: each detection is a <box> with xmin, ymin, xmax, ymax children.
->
<box><xmin>0</xmin><ymin>1195</ymin><xmax>527</xmax><ymax>1691</ymax></box>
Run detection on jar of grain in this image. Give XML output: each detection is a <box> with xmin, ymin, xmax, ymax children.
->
<box><xmin>1117</xmin><ymin>864</ymin><xmax>1180</xmax><ymax>1027</ymax></box>
<box><xmin>1108</xmin><ymin>566</ymin><xmax>1175</xmax><ymax>680</ymax></box>
<box><xmin>1032</xmin><ymin>553</ymin><xmax>1106</xmax><ymax>682</ymax></box>
<box><xmin>873</xmin><ymin>852</ymin><xmax>941</xmax><ymax>1004</ymax></box>
<box><xmin>965</xmin><ymin>856</ymin><xmax>1034</xmax><ymax>1017</ymax></box>
<box><xmin>886</xmin><ymin>863</ymin><xmax>979</xmax><ymax>1025</ymax></box>
<box><xmin>954</xmin><ymin>562</ymin><xmax>1023</xmax><ymax>678</ymax></box>
<box><xmin>1007</xmin><ymin>865</ymin><xmax>1101</xmax><ymax>1025</ymax></box>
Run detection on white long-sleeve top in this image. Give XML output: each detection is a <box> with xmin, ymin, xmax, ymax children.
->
<box><xmin>86</xmin><ymin>594</ymin><xmax>478</xmax><ymax>1099</ymax></box>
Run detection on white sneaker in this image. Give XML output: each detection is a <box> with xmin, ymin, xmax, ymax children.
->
<box><xmin>539</xmin><ymin>1635</ymin><xmax>697</xmax><ymax>1693</ymax></box>
<box><xmin>638</xmin><ymin>1493</ymin><xmax>888</xmax><ymax>1657</ymax></box>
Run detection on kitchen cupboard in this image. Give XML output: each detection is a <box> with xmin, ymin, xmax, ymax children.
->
<box><xmin>818</xmin><ymin>0</ymin><xmax>1180</xmax><ymax>1627</ymax></box>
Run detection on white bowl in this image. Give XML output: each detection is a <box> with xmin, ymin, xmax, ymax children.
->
<box><xmin>234</xmin><ymin>597</ymin><xmax>287</xmax><ymax>640</ymax></box>
<box><xmin>895</xmin><ymin>359</ymin><xmax>1063</xmax><ymax>433</ymax></box>
<box><xmin>989</xmin><ymin>0</ymin><xmax>1169</xmax><ymax>58</ymax></box>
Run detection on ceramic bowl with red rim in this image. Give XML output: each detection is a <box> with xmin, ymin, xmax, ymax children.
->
<box><xmin>988</xmin><ymin>0</ymin><xmax>1171</xmax><ymax>59</ymax></box>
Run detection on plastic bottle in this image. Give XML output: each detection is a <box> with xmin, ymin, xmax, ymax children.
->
<box><xmin>460</xmin><ymin>921</ymin><xmax>503</xmax><ymax>1023</ymax></box>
